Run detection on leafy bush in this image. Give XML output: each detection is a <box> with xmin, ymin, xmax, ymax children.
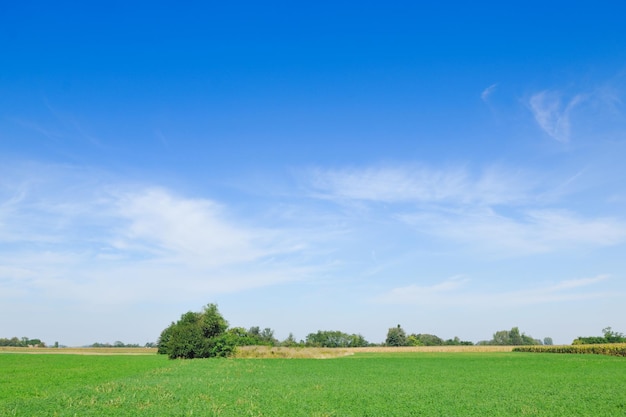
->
<box><xmin>386</xmin><ymin>325</ymin><xmax>408</xmax><ymax>346</ymax></box>
<box><xmin>0</xmin><ymin>337</ymin><xmax>46</xmax><ymax>347</ymax></box>
<box><xmin>478</xmin><ymin>327</ymin><xmax>542</xmax><ymax>346</ymax></box>
<box><xmin>572</xmin><ymin>327</ymin><xmax>626</xmax><ymax>345</ymax></box>
<box><xmin>157</xmin><ymin>303</ymin><xmax>234</xmax><ymax>359</ymax></box>
<box><xmin>305</xmin><ymin>330</ymin><xmax>369</xmax><ymax>347</ymax></box>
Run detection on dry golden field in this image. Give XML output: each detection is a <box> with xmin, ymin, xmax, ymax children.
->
<box><xmin>235</xmin><ymin>345</ymin><xmax>514</xmax><ymax>358</ymax></box>
<box><xmin>0</xmin><ymin>346</ymin><xmax>157</xmax><ymax>355</ymax></box>
<box><xmin>1</xmin><ymin>345</ymin><xmax>514</xmax><ymax>358</ymax></box>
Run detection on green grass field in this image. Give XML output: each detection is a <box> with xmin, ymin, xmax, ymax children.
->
<box><xmin>2</xmin><ymin>351</ymin><xmax>625</xmax><ymax>416</ymax></box>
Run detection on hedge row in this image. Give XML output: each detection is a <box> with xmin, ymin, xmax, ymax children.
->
<box><xmin>513</xmin><ymin>343</ymin><xmax>626</xmax><ymax>357</ymax></box>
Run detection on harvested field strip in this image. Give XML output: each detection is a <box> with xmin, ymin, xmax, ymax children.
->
<box><xmin>235</xmin><ymin>345</ymin><xmax>513</xmax><ymax>358</ymax></box>
<box><xmin>0</xmin><ymin>346</ymin><xmax>157</xmax><ymax>355</ymax></box>
<box><xmin>1</xmin><ymin>345</ymin><xmax>513</xmax><ymax>358</ymax></box>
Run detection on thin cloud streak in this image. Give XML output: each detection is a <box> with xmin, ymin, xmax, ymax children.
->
<box><xmin>529</xmin><ymin>90</ymin><xmax>585</xmax><ymax>142</ymax></box>
<box><xmin>308</xmin><ymin>164</ymin><xmax>626</xmax><ymax>256</ymax></box>
<box><xmin>0</xmin><ymin>167</ymin><xmax>321</xmax><ymax>306</ymax></box>
<box><xmin>308</xmin><ymin>165</ymin><xmax>536</xmax><ymax>206</ymax></box>
<box><xmin>481</xmin><ymin>83</ymin><xmax>498</xmax><ymax>101</ymax></box>
<box><xmin>399</xmin><ymin>208</ymin><xmax>626</xmax><ymax>255</ymax></box>
<box><xmin>376</xmin><ymin>274</ymin><xmax>613</xmax><ymax>307</ymax></box>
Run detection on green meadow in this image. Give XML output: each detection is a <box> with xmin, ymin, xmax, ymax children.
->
<box><xmin>2</xmin><ymin>351</ymin><xmax>625</xmax><ymax>416</ymax></box>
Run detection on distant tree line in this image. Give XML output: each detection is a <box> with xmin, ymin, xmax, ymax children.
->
<box><xmin>304</xmin><ymin>330</ymin><xmax>369</xmax><ymax>347</ymax></box>
<box><xmin>572</xmin><ymin>327</ymin><xmax>626</xmax><ymax>345</ymax></box>
<box><xmin>0</xmin><ymin>337</ymin><xmax>46</xmax><ymax>347</ymax></box>
<box><xmin>476</xmin><ymin>327</ymin><xmax>544</xmax><ymax>346</ymax></box>
<box><xmin>385</xmin><ymin>325</ymin><xmax>474</xmax><ymax>346</ymax></box>
<box><xmin>160</xmin><ymin>303</ymin><xmax>626</xmax><ymax>359</ymax></box>
<box><xmin>88</xmin><ymin>341</ymin><xmax>154</xmax><ymax>348</ymax></box>
<box><xmin>157</xmin><ymin>305</ymin><xmax>566</xmax><ymax>359</ymax></box>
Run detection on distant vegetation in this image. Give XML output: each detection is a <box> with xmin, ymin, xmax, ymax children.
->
<box><xmin>477</xmin><ymin>326</ymin><xmax>543</xmax><ymax>346</ymax></box>
<box><xmin>572</xmin><ymin>327</ymin><xmax>626</xmax><ymax>345</ymax></box>
<box><xmin>157</xmin><ymin>303</ymin><xmax>233</xmax><ymax>359</ymax></box>
<box><xmin>304</xmin><ymin>330</ymin><xmax>369</xmax><ymax>347</ymax></box>
<box><xmin>8</xmin><ymin>302</ymin><xmax>624</xmax><ymax>357</ymax></box>
<box><xmin>514</xmin><ymin>343</ymin><xmax>626</xmax><ymax>357</ymax></box>
<box><xmin>385</xmin><ymin>325</ymin><xmax>473</xmax><ymax>346</ymax></box>
<box><xmin>0</xmin><ymin>337</ymin><xmax>46</xmax><ymax>348</ymax></box>
<box><xmin>88</xmin><ymin>341</ymin><xmax>155</xmax><ymax>348</ymax></box>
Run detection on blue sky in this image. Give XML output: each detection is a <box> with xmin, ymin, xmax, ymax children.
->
<box><xmin>1</xmin><ymin>1</ymin><xmax>626</xmax><ymax>346</ymax></box>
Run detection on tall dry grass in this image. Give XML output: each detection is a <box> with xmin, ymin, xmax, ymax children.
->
<box><xmin>233</xmin><ymin>345</ymin><xmax>513</xmax><ymax>358</ymax></box>
<box><xmin>1</xmin><ymin>345</ymin><xmax>514</xmax><ymax>358</ymax></box>
<box><xmin>0</xmin><ymin>346</ymin><xmax>157</xmax><ymax>355</ymax></box>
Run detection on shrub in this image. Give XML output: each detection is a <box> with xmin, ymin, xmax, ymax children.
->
<box><xmin>157</xmin><ymin>303</ymin><xmax>234</xmax><ymax>359</ymax></box>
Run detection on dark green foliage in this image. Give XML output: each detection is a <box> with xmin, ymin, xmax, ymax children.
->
<box><xmin>407</xmin><ymin>334</ymin><xmax>473</xmax><ymax>346</ymax></box>
<box><xmin>280</xmin><ymin>332</ymin><xmax>300</xmax><ymax>347</ymax></box>
<box><xmin>479</xmin><ymin>327</ymin><xmax>541</xmax><ymax>346</ymax></box>
<box><xmin>89</xmin><ymin>341</ymin><xmax>141</xmax><ymax>348</ymax></box>
<box><xmin>224</xmin><ymin>326</ymin><xmax>279</xmax><ymax>346</ymax></box>
<box><xmin>157</xmin><ymin>303</ymin><xmax>233</xmax><ymax>359</ymax></box>
<box><xmin>251</xmin><ymin>326</ymin><xmax>278</xmax><ymax>345</ymax></box>
<box><xmin>0</xmin><ymin>337</ymin><xmax>45</xmax><ymax>347</ymax></box>
<box><xmin>572</xmin><ymin>327</ymin><xmax>626</xmax><ymax>345</ymax></box>
<box><xmin>409</xmin><ymin>333</ymin><xmax>444</xmax><ymax>346</ymax></box>
<box><xmin>305</xmin><ymin>330</ymin><xmax>369</xmax><ymax>347</ymax></box>
<box><xmin>444</xmin><ymin>337</ymin><xmax>474</xmax><ymax>346</ymax></box>
<box><xmin>385</xmin><ymin>325</ymin><xmax>408</xmax><ymax>346</ymax></box>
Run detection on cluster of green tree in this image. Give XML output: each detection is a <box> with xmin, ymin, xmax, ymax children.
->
<box><xmin>304</xmin><ymin>330</ymin><xmax>369</xmax><ymax>347</ymax></box>
<box><xmin>0</xmin><ymin>337</ymin><xmax>46</xmax><ymax>347</ymax></box>
<box><xmin>158</xmin><ymin>304</ymin><xmax>564</xmax><ymax>359</ymax></box>
<box><xmin>385</xmin><ymin>325</ymin><xmax>473</xmax><ymax>346</ymax></box>
<box><xmin>157</xmin><ymin>304</ymin><xmax>375</xmax><ymax>359</ymax></box>
<box><xmin>476</xmin><ymin>327</ymin><xmax>545</xmax><ymax>346</ymax></box>
<box><xmin>572</xmin><ymin>327</ymin><xmax>625</xmax><ymax>345</ymax></box>
<box><xmin>157</xmin><ymin>304</ymin><xmax>233</xmax><ymax>359</ymax></box>
<box><xmin>88</xmin><ymin>341</ymin><xmax>145</xmax><ymax>348</ymax></box>
<box><xmin>224</xmin><ymin>326</ymin><xmax>278</xmax><ymax>346</ymax></box>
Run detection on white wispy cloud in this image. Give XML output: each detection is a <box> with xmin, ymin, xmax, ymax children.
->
<box><xmin>529</xmin><ymin>90</ymin><xmax>585</xmax><ymax>142</ymax></box>
<box><xmin>376</xmin><ymin>274</ymin><xmax>613</xmax><ymax>306</ymax></box>
<box><xmin>307</xmin><ymin>164</ymin><xmax>626</xmax><ymax>256</ymax></box>
<box><xmin>376</xmin><ymin>275</ymin><xmax>469</xmax><ymax>304</ymax></box>
<box><xmin>308</xmin><ymin>164</ymin><xmax>535</xmax><ymax>206</ymax></box>
<box><xmin>481</xmin><ymin>83</ymin><xmax>498</xmax><ymax>102</ymax></box>
<box><xmin>399</xmin><ymin>208</ymin><xmax>626</xmax><ymax>255</ymax></box>
<box><xmin>0</xmin><ymin>164</ymin><xmax>318</xmax><ymax>305</ymax></box>
<box><xmin>113</xmin><ymin>187</ymin><xmax>285</xmax><ymax>266</ymax></box>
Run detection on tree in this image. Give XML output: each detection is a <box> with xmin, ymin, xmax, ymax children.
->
<box><xmin>157</xmin><ymin>303</ymin><xmax>234</xmax><ymax>359</ymax></box>
<box><xmin>305</xmin><ymin>330</ymin><xmax>369</xmax><ymax>347</ymax></box>
<box><xmin>0</xmin><ymin>336</ymin><xmax>45</xmax><ymax>347</ymax></box>
<box><xmin>386</xmin><ymin>325</ymin><xmax>408</xmax><ymax>346</ymax></box>
<box><xmin>488</xmin><ymin>327</ymin><xmax>540</xmax><ymax>346</ymax></box>
<box><xmin>543</xmin><ymin>337</ymin><xmax>553</xmax><ymax>346</ymax></box>
<box><xmin>414</xmin><ymin>334</ymin><xmax>444</xmax><ymax>346</ymax></box>
<box><xmin>259</xmin><ymin>328</ymin><xmax>277</xmax><ymax>345</ymax></box>
<box><xmin>509</xmin><ymin>327</ymin><xmax>523</xmax><ymax>345</ymax></box>
<box><xmin>603</xmin><ymin>327</ymin><xmax>626</xmax><ymax>343</ymax></box>
<box><xmin>572</xmin><ymin>327</ymin><xmax>626</xmax><ymax>344</ymax></box>
<box><xmin>491</xmin><ymin>330</ymin><xmax>511</xmax><ymax>345</ymax></box>
<box><xmin>281</xmin><ymin>333</ymin><xmax>299</xmax><ymax>347</ymax></box>
<box><xmin>444</xmin><ymin>336</ymin><xmax>473</xmax><ymax>346</ymax></box>
<box><xmin>407</xmin><ymin>334</ymin><xmax>423</xmax><ymax>346</ymax></box>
